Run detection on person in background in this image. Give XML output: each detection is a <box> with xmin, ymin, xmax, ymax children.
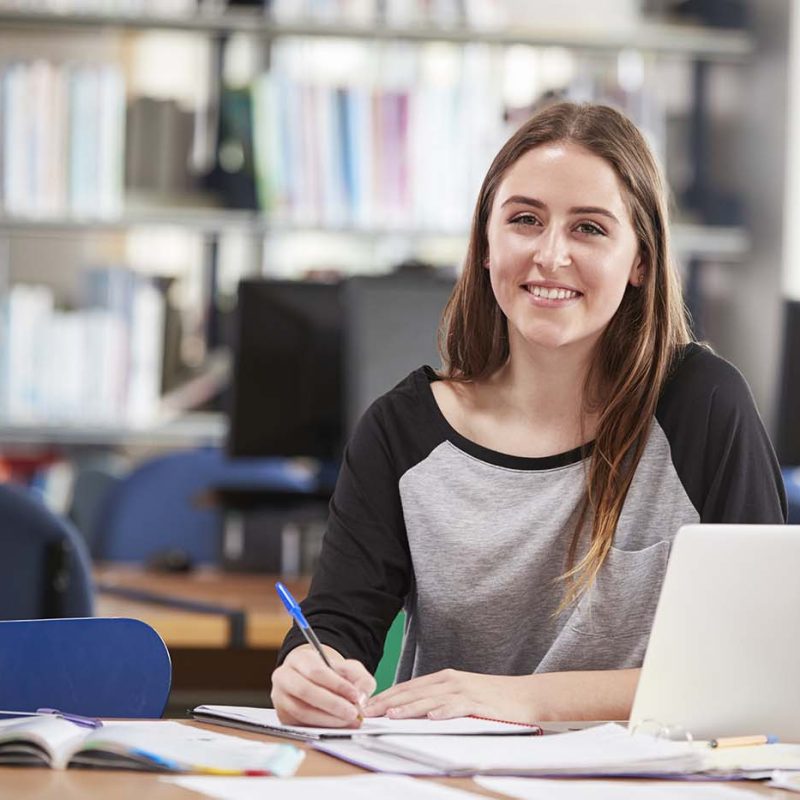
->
<box><xmin>270</xmin><ymin>102</ymin><xmax>787</xmax><ymax>727</ymax></box>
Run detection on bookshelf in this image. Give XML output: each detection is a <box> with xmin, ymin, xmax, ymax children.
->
<box><xmin>0</xmin><ymin>211</ymin><xmax>751</xmax><ymax>261</ymax></box>
<box><xmin>0</xmin><ymin>2</ymin><xmax>757</xmax><ymax>443</ymax></box>
<box><xmin>0</xmin><ymin>412</ymin><xmax>225</xmax><ymax>450</ymax></box>
<box><xmin>0</xmin><ymin>9</ymin><xmax>754</xmax><ymax>59</ymax></box>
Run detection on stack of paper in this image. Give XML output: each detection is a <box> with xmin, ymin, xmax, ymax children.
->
<box><xmin>700</xmin><ymin>742</ymin><xmax>800</xmax><ymax>779</ymax></box>
<box><xmin>475</xmin><ymin>777</ymin><xmax>762</xmax><ymax>799</ymax></box>
<box><xmin>314</xmin><ymin>723</ymin><xmax>704</xmax><ymax>777</ymax></box>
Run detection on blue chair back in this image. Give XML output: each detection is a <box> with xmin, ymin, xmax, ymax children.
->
<box><xmin>92</xmin><ymin>448</ymin><xmax>317</xmax><ymax>564</ymax></box>
<box><xmin>0</xmin><ymin>617</ymin><xmax>171</xmax><ymax>718</ymax></box>
<box><xmin>784</xmin><ymin>467</ymin><xmax>800</xmax><ymax>524</ymax></box>
<box><xmin>0</xmin><ymin>482</ymin><xmax>93</xmax><ymax>619</ymax></box>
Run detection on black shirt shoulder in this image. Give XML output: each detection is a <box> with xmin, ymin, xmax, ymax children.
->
<box><xmin>656</xmin><ymin>343</ymin><xmax>786</xmax><ymax>523</ymax></box>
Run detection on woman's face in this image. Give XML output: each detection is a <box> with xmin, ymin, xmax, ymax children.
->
<box><xmin>485</xmin><ymin>141</ymin><xmax>642</xmax><ymax>357</ymax></box>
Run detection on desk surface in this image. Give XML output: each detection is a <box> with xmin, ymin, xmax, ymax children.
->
<box><xmin>0</xmin><ymin>720</ymin><xmax>794</xmax><ymax>799</ymax></box>
<box><xmin>94</xmin><ymin>565</ymin><xmax>310</xmax><ymax>649</ymax></box>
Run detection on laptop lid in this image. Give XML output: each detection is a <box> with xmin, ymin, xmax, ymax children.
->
<box><xmin>629</xmin><ymin>524</ymin><xmax>800</xmax><ymax>741</ymax></box>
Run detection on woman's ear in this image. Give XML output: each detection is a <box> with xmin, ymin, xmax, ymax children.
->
<box><xmin>629</xmin><ymin>258</ymin><xmax>645</xmax><ymax>287</ymax></box>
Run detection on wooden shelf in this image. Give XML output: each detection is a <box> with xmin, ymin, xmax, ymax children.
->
<box><xmin>0</xmin><ymin>9</ymin><xmax>754</xmax><ymax>60</ymax></box>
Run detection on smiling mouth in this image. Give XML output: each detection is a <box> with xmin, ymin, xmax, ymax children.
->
<box><xmin>524</xmin><ymin>285</ymin><xmax>582</xmax><ymax>301</ymax></box>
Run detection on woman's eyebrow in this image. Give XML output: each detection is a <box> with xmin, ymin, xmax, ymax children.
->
<box><xmin>500</xmin><ymin>194</ymin><xmax>546</xmax><ymax>210</ymax></box>
<box><xmin>570</xmin><ymin>205</ymin><xmax>620</xmax><ymax>224</ymax></box>
<box><xmin>500</xmin><ymin>195</ymin><xmax>620</xmax><ymax>225</ymax></box>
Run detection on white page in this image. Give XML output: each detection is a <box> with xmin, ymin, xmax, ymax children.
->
<box><xmin>701</xmin><ymin>742</ymin><xmax>800</xmax><ymax>772</ymax></box>
<box><xmin>360</xmin><ymin>724</ymin><xmax>702</xmax><ymax>774</ymax></box>
<box><xmin>0</xmin><ymin>716</ymin><xmax>88</xmax><ymax>768</ymax></box>
<box><xmin>166</xmin><ymin>774</ymin><xmax>484</xmax><ymax>800</ymax></box>
<box><xmin>193</xmin><ymin>705</ymin><xmax>537</xmax><ymax>736</ymax></box>
<box><xmin>76</xmin><ymin>721</ymin><xmax>303</xmax><ymax>775</ymax></box>
<box><xmin>770</xmin><ymin>771</ymin><xmax>800</xmax><ymax>793</ymax></box>
<box><xmin>476</xmin><ymin>777</ymin><xmax>763</xmax><ymax>799</ymax></box>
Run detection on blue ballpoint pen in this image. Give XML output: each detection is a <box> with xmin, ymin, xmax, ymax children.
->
<box><xmin>276</xmin><ymin>582</ymin><xmax>366</xmax><ymax>721</ymax></box>
<box><xmin>275</xmin><ymin>581</ymin><xmax>334</xmax><ymax>669</ymax></box>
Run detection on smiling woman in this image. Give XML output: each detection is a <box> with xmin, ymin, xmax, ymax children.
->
<box><xmin>485</xmin><ymin>142</ymin><xmax>642</xmax><ymax>354</ymax></box>
<box><xmin>269</xmin><ymin>102</ymin><xmax>787</xmax><ymax>730</ymax></box>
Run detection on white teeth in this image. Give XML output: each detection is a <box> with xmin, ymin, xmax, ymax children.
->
<box><xmin>529</xmin><ymin>286</ymin><xmax>578</xmax><ymax>300</ymax></box>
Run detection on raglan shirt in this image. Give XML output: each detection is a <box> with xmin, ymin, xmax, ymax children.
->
<box><xmin>278</xmin><ymin>343</ymin><xmax>787</xmax><ymax>680</ymax></box>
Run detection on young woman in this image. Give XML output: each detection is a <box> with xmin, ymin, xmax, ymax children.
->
<box><xmin>270</xmin><ymin>102</ymin><xmax>787</xmax><ymax>728</ymax></box>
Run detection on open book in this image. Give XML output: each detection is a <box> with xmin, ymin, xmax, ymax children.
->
<box><xmin>314</xmin><ymin>723</ymin><xmax>705</xmax><ymax>777</ymax></box>
<box><xmin>192</xmin><ymin>705</ymin><xmax>541</xmax><ymax>741</ymax></box>
<box><xmin>0</xmin><ymin>717</ymin><xmax>304</xmax><ymax>774</ymax></box>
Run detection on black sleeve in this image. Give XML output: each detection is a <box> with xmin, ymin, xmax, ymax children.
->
<box><xmin>657</xmin><ymin>345</ymin><xmax>787</xmax><ymax>524</ymax></box>
<box><xmin>276</xmin><ymin>400</ymin><xmax>412</xmax><ymax>672</ymax></box>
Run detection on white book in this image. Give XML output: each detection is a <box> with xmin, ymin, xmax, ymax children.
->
<box><xmin>96</xmin><ymin>64</ymin><xmax>125</xmax><ymax>219</ymax></box>
<box><xmin>125</xmin><ymin>276</ymin><xmax>165</xmax><ymax>425</ymax></box>
<box><xmin>0</xmin><ymin>717</ymin><xmax>303</xmax><ymax>775</ymax></box>
<box><xmin>192</xmin><ymin>705</ymin><xmax>541</xmax><ymax>742</ymax></box>
<box><xmin>5</xmin><ymin>284</ymin><xmax>54</xmax><ymax>421</ymax></box>
<box><xmin>3</xmin><ymin>63</ymin><xmax>30</xmax><ymax>216</ymax></box>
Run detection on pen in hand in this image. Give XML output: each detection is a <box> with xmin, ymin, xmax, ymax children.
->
<box><xmin>275</xmin><ymin>581</ymin><xmax>364</xmax><ymax>721</ymax></box>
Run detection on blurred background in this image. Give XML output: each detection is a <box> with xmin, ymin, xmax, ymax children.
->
<box><xmin>0</xmin><ymin>0</ymin><xmax>798</xmax><ymax>713</ymax></box>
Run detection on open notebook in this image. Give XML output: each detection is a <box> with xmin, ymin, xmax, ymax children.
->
<box><xmin>192</xmin><ymin>705</ymin><xmax>541</xmax><ymax>741</ymax></box>
<box><xmin>314</xmin><ymin>723</ymin><xmax>705</xmax><ymax>777</ymax></box>
<box><xmin>0</xmin><ymin>717</ymin><xmax>303</xmax><ymax>774</ymax></box>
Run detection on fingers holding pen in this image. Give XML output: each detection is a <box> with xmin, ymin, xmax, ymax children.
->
<box><xmin>271</xmin><ymin>646</ymin><xmax>367</xmax><ymax>727</ymax></box>
<box><xmin>336</xmin><ymin>659</ymin><xmax>377</xmax><ymax>705</ymax></box>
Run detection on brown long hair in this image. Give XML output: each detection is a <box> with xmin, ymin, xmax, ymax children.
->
<box><xmin>439</xmin><ymin>102</ymin><xmax>692</xmax><ymax>608</ymax></box>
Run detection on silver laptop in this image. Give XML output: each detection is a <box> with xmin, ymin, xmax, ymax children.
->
<box><xmin>629</xmin><ymin>524</ymin><xmax>800</xmax><ymax>741</ymax></box>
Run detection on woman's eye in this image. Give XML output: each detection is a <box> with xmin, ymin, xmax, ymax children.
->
<box><xmin>510</xmin><ymin>213</ymin><xmax>540</xmax><ymax>226</ymax></box>
<box><xmin>576</xmin><ymin>222</ymin><xmax>605</xmax><ymax>236</ymax></box>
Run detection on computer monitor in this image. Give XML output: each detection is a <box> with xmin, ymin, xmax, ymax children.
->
<box><xmin>227</xmin><ymin>271</ymin><xmax>455</xmax><ymax>460</ymax></box>
<box><xmin>227</xmin><ymin>279</ymin><xmax>344</xmax><ymax>460</ymax></box>
<box><xmin>342</xmin><ymin>273</ymin><xmax>455</xmax><ymax>433</ymax></box>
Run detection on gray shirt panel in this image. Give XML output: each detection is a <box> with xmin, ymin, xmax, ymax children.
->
<box><xmin>396</xmin><ymin>420</ymin><xmax>699</xmax><ymax>681</ymax></box>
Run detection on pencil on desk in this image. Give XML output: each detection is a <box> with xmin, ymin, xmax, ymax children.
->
<box><xmin>709</xmin><ymin>734</ymin><xmax>779</xmax><ymax>748</ymax></box>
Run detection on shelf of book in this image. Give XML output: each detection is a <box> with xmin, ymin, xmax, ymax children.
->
<box><xmin>0</xmin><ymin>212</ymin><xmax>751</xmax><ymax>261</ymax></box>
<box><xmin>0</xmin><ymin>411</ymin><xmax>225</xmax><ymax>449</ymax></box>
<box><xmin>0</xmin><ymin>9</ymin><xmax>754</xmax><ymax>60</ymax></box>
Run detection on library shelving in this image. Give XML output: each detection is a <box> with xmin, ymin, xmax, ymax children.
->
<box><xmin>0</xmin><ymin>8</ymin><xmax>754</xmax><ymax>59</ymax></box>
<box><xmin>0</xmin><ymin>2</ymin><xmax>756</xmax><ymax>443</ymax></box>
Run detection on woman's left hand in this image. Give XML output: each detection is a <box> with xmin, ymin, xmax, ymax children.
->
<box><xmin>362</xmin><ymin>669</ymin><xmax>536</xmax><ymax>723</ymax></box>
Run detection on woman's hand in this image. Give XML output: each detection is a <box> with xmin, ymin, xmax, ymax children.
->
<box><xmin>363</xmin><ymin>669</ymin><xmax>536</xmax><ymax>723</ymax></box>
<box><xmin>270</xmin><ymin>644</ymin><xmax>377</xmax><ymax>728</ymax></box>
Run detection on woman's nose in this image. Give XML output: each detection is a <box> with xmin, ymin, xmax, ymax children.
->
<box><xmin>532</xmin><ymin>228</ymin><xmax>571</xmax><ymax>272</ymax></box>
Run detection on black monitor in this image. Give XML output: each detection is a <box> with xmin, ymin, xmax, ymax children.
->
<box><xmin>342</xmin><ymin>273</ymin><xmax>455</xmax><ymax>433</ymax></box>
<box><xmin>227</xmin><ymin>279</ymin><xmax>344</xmax><ymax>459</ymax></box>
<box><xmin>227</xmin><ymin>271</ymin><xmax>455</xmax><ymax>460</ymax></box>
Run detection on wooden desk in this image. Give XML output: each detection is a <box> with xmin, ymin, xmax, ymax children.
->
<box><xmin>0</xmin><ymin>720</ymin><xmax>794</xmax><ymax>799</ymax></box>
<box><xmin>94</xmin><ymin>565</ymin><xmax>310</xmax><ymax>649</ymax></box>
<box><xmin>94</xmin><ymin>566</ymin><xmax>311</xmax><ymax>703</ymax></box>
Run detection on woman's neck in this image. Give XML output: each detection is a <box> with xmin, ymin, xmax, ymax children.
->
<box><xmin>489</xmin><ymin>340</ymin><xmax>595</xmax><ymax>434</ymax></box>
<box><xmin>434</xmin><ymin>339</ymin><xmax>599</xmax><ymax>459</ymax></box>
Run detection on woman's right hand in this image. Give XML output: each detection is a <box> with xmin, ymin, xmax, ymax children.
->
<box><xmin>270</xmin><ymin>644</ymin><xmax>376</xmax><ymax>728</ymax></box>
